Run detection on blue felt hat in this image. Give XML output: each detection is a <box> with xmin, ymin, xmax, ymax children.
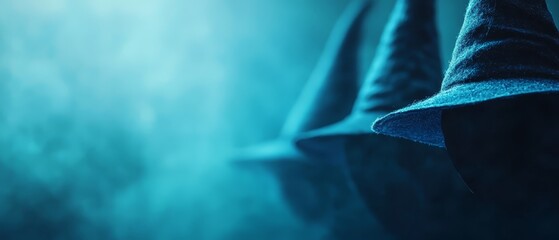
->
<box><xmin>296</xmin><ymin>0</ymin><xmax>443</xmax><ymax>158</ymax></box>
<box><xmin>232</xmin><ymin>0</ymin><xmax>377</xmax><ymax>226</ymax></box>
<box><xmin>291</xmin><ymin>2</ymin><xmax>510</xmax><ymax>237</ymax></box>
<box><xmin>372</xmin><ymin>0</ymin><xmax>559</xmax><ymax>147</ymax></box>
<box><xmin>233</xmin><ymin>0</ymin><xmax>371</xmax><ymax>164</ymax></box>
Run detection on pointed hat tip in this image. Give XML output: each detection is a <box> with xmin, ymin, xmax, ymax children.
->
<box><xmin>280</xmin><ymin>0</ymin><xmax>373</xmax><ymax>136</ymax></box>
<box><xmin>371</xmin><ymin>0</ymin><xmax>559</xmax><ymax>145</ymax></box>
<box><xmin>296</xmin><ymin>0</ymin><xmax>443</xmax><ymax>156</ymax></box>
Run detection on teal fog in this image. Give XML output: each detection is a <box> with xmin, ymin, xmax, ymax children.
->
<box><xmin>2</xmin><ymin>1</ymin><xmax>559</xmax><ymax>240</ymax></box>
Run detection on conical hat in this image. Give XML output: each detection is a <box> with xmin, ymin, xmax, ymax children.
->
<box><xmin>372</xmin><ymin>0</ymin><xmax>559</xmax><ymax>147</ymax></box>
<box><xmin>233</xmin><ymin>0</ymin><xmax>371</xmax><ymax>164</ymax></box>
<box><xmin>231</xmin><ymin>0</ymin><xmax>374</xmax><ymax>225</ymax></box>
<box><xmin>296</xmin><ymin>0</ymin><xmax>442</xmax><ymax>157</ymax></box>
<box><xmin>292</xmin><ymin>1</ymin><xmax>493</xmax><ymax>237</ymax></box>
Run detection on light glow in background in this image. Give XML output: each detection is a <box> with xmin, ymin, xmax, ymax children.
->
<box><xmin>2</xmin><ymin>0</ymin><xmax>559</xmax><ymax>239</ymax></box>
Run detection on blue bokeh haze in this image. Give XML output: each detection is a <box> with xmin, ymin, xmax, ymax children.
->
<box><xmin>2</xmin><ymin>0</ymin><xmax>559</xmax><ymax>239</ymax></box>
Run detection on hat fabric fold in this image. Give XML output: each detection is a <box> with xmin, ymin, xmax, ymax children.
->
<box><xmin>295</xmin><ymin>1</ymin><xmax>493</xmax><ymax>237</ymax></box>
<box><xmin>296</xmin><ymin>0</ymin><xmax>442</xmax><ymax>156</ymax></box>
<box><xmin>372</xmin><ymin>0</ymin><xmax>559</xmax><ymax>147</ymax></box>
<box><xmin>233</xmin><ymin>0</ymin><xmax>371</xmax><ymax>163</ymax></box>
<box><xmin>231</xmin><ymin>0</ymin><xmax>377</xmax><ymax>227</ymax></box>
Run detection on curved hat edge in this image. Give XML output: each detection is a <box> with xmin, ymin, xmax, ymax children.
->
<box><xmin>295</xmin><ymin>112</ymin><xmax>385</xmax><ymax>149</ymax></box>
<box><xmin>372</xmin><ymin>78</ymin><xmax>559</xmax><ymax>147</ymax></box>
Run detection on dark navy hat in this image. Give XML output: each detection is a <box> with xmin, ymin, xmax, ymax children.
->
<box><xmin>231</xmin><ymin>0</ymin><xmax>377</xmax><ymax>227</ymax></box>
<box><xmin>234</xmin><ymin>0</ymin><xmax>371</xmax><ymax>164</ymax></box>
<box><xmin>292</xmin><ymin>1</ymin><xmax>490</xmax><ymax>237</ymax></box>
<box><xmin>372</xmin><ymin>0</ymin><xmax>559</xmax><ymax>147</ymax></box>
<box><xmin>296</xmin><ymin>0</ymin><xmax>443</xmax><ymax>157</ymax></box>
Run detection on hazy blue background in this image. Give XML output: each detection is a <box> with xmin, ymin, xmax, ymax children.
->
<box><xmin>2</xmin><ymin>0</ymin><xmax>559</xmax><ymax>239</ymax></box>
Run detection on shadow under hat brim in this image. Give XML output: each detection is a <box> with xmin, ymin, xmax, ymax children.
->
<box><xmin>372</xmin><ymin>79</ymin><xmax>559</xmax><ymax>148</ymax></box>
<box><xmin>295</xmin><ymin>112</ymin><xmax>385</xmax><ymax>162</ymax></box>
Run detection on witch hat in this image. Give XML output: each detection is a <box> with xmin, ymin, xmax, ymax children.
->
<box><xmin>293</xmin><ymin>1</ymin><xmax>495</xmax><ymax>238</ymax></box>
<box><xmin>296</xmin><ymin>0</ymin><xmax>442</xmax><ymax>157</ymax></box>
<box><xmin>232</xmin><ymin>0</ymin><xmax>374</xmax><ymax>224</ymax></box>
<box><xmin>234</xmin><ymin>0</ymin><xmax>371</xmax><ymax>165</ymax></box>
<box><xmin>372</xmin><ymin>0</ymin><xmax>559</xmax><ymax>147</ymax></box>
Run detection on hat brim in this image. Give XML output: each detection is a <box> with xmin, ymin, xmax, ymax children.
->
<box><xmin>231</xmin><ymin>139</ymin><xmax>305</xmax><ymax>168</ymax></box>
<box><xmin>232</xmin><ymin>137</ymin><xmax>347</xmax><ymax>168</ymax></box>
<box><xmin>372</xmin><ymin>79</ymin><xmax>559</xmax><ymax>148</ymax></box>
<box><xmin>295</xmin><ymin>112</ymin><xmax>385</xmax><ymax>162</ymax></box>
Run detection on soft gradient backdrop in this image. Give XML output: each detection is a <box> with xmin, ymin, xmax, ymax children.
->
<box><xmin>2</xmin><ymin>0</ymin><xmax>559</xmax><ymax>239</ymax></box>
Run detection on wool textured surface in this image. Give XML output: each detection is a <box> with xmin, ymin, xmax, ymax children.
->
<box><xmin>295</xmin><ymin>0</ymin><xmax>498</xmax><ymax>238</ymax></box>
<box><xmin>295</xmin><ymin>0</ymin><xmax>443</xmax><ymax>156</ymax></box>
<box><xmin>372</xmin><ymin>0</ymin><xmax>559</xmax><ymax>147</ymax></box>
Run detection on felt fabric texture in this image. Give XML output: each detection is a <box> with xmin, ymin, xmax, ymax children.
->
<box><xmin>295</xmin><ymin>0</ymin><xmax>443</xmax><ymax>156</ymax></box>
<box><xmin>343</xmin><ymin>135</ymin><xmax>501</xmax><ymax>239</ymax></box>
<box><xmin>372</xmin><ymin>0</ymin><xmax>559</xmax><ymax>147</ymax></box>
<box><xmin>441</xmin><ymin>93</ymin><xmax>559</xmax><ymax>239</ymax></box>
<box><xmin>294</xmin><ymin>0</ymin><xmax>492</xmax><ymax>238</ymax></box>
